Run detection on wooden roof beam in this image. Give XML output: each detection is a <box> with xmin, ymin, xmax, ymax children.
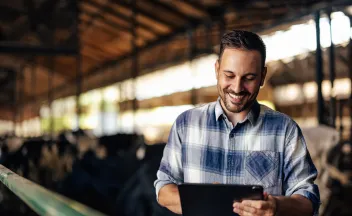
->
<box><xmin>81</xmin><ymin>46</ymin><xmax>111</xmax><ymax>59</ymax></box>
<box><xmin>81</xmin><ymin>53</ymin><xmax>102</xmax><ymax>62</ymax></box>
<box><xmin>169</xmin><ymin>0</ymin><xmax>210</xmax><ymax>18</ymax></box>
<box><xmin>83</xmin><ymin>0</ymin><xmax>160</xmax><ymax>36</ymax></box>
<box><xmin>111</xmin><ymin>0</ymin><xmax>179</xmax><ymax>29</ymax></box>
<box><xmin>83</xmin><ymin>41</ymin><xmax>121</xmax><ymax>56</ymax></box>
<box><xmin>81</xmin><ymin>11</ymin><xmax>147</xmax><ymax>42</ymax></box>
<box><xmin>149</xmin><ymin>0</ymin><xmax>197</xmax><ymax>24</ymax></box>
<box><xmin>82</xmin><ymin>10</ymin><xmax>131</xmax><ymax>34</ymax></box>
<box><xmin>29</xmin><ymin>60</ymin><xmax>71</xmax><ymax>81</ymax></box>
<box><xmin>0</xmin><ymin>42</ymin><xmax>77</xmax><ymax>55</ymax></box>
<box><xmin>80</xmin><ymin>19</ymin><xmax>119</xmax><ymax>37</ymax></box>
<box><xmin>82</xmin><ymin>0</ymin><xmax>110</xmax><ymax>32</ymax></box>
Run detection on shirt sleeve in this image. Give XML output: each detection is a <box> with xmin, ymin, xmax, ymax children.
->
<box><xmin>154</xmin><ymin>116</ymin><xmax>184</xmax><ymax>201</ymax></box>
<box><xmin>283</xmin><ymin>122</ymin><xmax>321</xmax><ymax>216</ymax></box>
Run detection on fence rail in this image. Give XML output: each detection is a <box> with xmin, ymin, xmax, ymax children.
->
<box><xmin>0</xmin><ymin>165</ymin><xmax>107</xmax><ymax>216</ymax></box>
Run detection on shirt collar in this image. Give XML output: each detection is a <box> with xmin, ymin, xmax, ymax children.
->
<box><xmin>215</xmin><ymin>97</ymin><xmax>260</xmax><ymax>125</ymax></box>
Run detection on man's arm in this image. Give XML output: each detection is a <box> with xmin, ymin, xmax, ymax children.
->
<box><xmin>158</xmin><ymin>184</ymin><xmax>182</xmax><ymax>214</ymax></box>
<box><xmin>154</xmin><ymin>114</ymin><xmax>185</xmax><ymax>214</ymax></box>
<box><xmin>275</xmin><ymin>194</ymin><xmax>313</xmax><ymax>215</ymax></box>
<box><xmin>281</xmin><ymin>122</ymin><xmax>320</xmax><ymax>215</ymax></box>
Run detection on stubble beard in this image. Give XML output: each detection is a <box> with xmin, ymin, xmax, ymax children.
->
<box><xmin>218</xmin><ymin>83</ymin><xmax>260</xmax><ymax>114</ymax></box>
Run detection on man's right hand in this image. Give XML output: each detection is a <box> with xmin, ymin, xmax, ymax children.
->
<box><xmin>158</xmin><ymin>184</ymin><xmax>182</xmax><ymax>215</ymax></box>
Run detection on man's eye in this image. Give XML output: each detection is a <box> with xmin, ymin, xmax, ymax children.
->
<box><xmin>245</xmin><ymin>76</ymin><xmax>255</xmax><ymax>81</ymax></box>
<box><xmin>225</xmin><ymin>74</ymin><xmax>234</xmax><ymax>78</ymax></box>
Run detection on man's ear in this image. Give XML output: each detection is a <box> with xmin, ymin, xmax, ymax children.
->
<box><xmin>260</xmin><ymin>67</ymin><xmax>267</xmax><ymax>87</ymax></box>
<box><xmin>215</xmin><ymin>59</ymin><xmax>220</xmax><ymax>80</ymax></box>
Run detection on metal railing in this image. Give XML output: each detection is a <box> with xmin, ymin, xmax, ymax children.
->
<box><xmin>0</xmin><ymin>165</ymin><xmax>107</xmax><ymax>216</ymax></box>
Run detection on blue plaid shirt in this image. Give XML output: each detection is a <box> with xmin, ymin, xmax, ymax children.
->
<box><xmin>155</xmin><ymin>98</ymin><xmax>320</xmax><ymax>215</ymax></box>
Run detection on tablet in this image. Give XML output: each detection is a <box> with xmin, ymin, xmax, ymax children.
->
<box><xmin>178</xmin><ymin>183</ymin><xmax>263</xmax><ymax>216</ymax></box>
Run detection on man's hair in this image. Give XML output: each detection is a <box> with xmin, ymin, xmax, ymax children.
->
<box><xmin>219</xmin><ymin>30</ymin><xmax>266</xmax><ymax>68</ymax></box>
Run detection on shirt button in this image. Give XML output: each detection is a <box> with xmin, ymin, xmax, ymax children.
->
<box><xmin>229</xmin><ymin>133</ymin><xmax>234</xmax><ymax>138</ymax></box>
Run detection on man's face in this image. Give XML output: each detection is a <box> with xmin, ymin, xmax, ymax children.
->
<box><xmin>215</xmin><ymin>48</ymin><xmax>266</xmax><ymax>113</ymax></box>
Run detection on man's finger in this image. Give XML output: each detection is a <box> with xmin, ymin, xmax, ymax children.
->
<box><xmin>241</xmin><ymin>200</ymin><xmax>269</xmax><ymax>209</ymax></box>
<box><xmin>263</xmin><ymin>192</ymin><xmax>269</xmax><ymax>201</ymax></box>
<box><xmin>235</xmin><ymin>208</ymin><xmax>255</xmax><ymax>216</ymax></box>
<box><xmin>267</xmin><ymin>195</ymin><xmax>277</xmax><ymax>213</ymax></box>
<box><xmin>234</xmin><ymin>202</ymin><xmax>259</xmax><ymax>215</ymax></box>
<box><xmin>234</xmin><ymin>206</ymin><xmax>249</xmax><ymax>216</ymax></box>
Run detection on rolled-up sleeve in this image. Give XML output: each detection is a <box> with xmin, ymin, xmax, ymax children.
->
<box><xmin>154</xmin><ymin>116</ymin><xmax>184</xmax><ymax>200</ymax></box>
<box><xmin>283</xmin><ymin>122</ymin><xmax>321</xmax><ymax>215</ymax></box>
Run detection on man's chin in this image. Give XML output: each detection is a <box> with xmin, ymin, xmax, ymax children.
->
<box><xmin>226</xmin><ymin>104</ymin><xmax>244</xmax><ymax>113</ymax></box>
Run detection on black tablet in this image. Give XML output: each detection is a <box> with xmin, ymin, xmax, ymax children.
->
<box><xmin>178</xmin><ymin>183</ymin><xmax>264</xmax><ymax>216</ymax></box>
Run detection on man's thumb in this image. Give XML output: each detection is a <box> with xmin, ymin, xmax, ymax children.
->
<box><xmin>263</xmin><ymin>192</ymin><xmax>269</xmax><ymax>200</ymax></box>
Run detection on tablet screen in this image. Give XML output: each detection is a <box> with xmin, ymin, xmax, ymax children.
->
<box><xmin>179</xmin><ymin>183</ymin><xmax>263</xmax><ymax>216</ymax></box>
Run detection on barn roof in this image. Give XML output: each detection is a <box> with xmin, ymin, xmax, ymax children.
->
<box><xmin>0</xmin><ymin>0</ymin><xmax>351</xmax><ymax>120</ymax></box>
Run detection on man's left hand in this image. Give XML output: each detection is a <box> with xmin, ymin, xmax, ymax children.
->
<box><xmin>233</xmin><ymin>193</ymin><xmax>277</xmax><ymax>216</ymax></box>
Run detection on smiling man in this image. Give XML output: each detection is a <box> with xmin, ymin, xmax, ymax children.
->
<box><xmin>154</xmin><ymin>30</ymin><xmax>320</xmax><ymax>216</ymax></box>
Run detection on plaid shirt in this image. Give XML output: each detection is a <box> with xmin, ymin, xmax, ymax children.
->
<box><xmin>155</xmin><ymin>98</ymin><xmax>320</xmax><ymax>215</ymax></box>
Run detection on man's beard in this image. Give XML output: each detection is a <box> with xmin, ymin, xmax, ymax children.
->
<box><xmin>218</xmin><ymin>85</ymin><xmax>260</xmax><ymax>113</ymax></box>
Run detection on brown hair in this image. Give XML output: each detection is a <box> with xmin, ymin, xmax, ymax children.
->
<box><xmin>219</xmin><ymin>30</ymin><xmax>266</xmax><ymax>68</ymax></box>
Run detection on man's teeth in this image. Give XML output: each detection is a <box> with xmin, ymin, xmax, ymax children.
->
<box><xmin>229</xmin><ymin>93</ymin><xmax>243</xmax><ymax>99</ymax></box>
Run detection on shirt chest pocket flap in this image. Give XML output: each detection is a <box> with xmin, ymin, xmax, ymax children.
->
<box><xmin>244</xmin><ymin>151</ymin><xmax>279</xmax><ymax>188</ymax></box>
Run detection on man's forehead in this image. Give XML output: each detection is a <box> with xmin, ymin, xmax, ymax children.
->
<box><xmin>222</xmin><ymin>48</ymin><xmax>261</xmax><ymax>58</ymax></box>
<box><xmin>219</xmin><ymin>48</ymin><xmax>261</xmax><ymax>65</ymax></box>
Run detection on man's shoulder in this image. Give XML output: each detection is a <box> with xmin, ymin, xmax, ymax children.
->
<box><xmin>175</xmin><ymin>101</ymin><xmax>216</xmax><ymax>126</ymax></box>
<box><xmin>259</xmin><ymin>104</ymin><xmax>297</xmax><ymax>127</ymax></box>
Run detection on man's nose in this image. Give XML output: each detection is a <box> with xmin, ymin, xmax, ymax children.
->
<box><xmin>233</xmin><ymin>78</ymin><xmax>244</xmax><ymax>93</ymax></box>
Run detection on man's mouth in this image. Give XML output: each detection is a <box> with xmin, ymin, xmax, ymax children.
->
<box><xmin>228</xmin><ymin>92</ymin><xmax>246</xmax><ymax>103</ymax></box>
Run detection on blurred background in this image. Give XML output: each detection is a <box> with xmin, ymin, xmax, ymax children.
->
<box><xmin>0</xmin><ymin>0</ymin><xmax>351</xmax><ymax>215</ymax></box>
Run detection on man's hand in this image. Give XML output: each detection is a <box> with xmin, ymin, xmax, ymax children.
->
<box><xmin>233</xmin><ymin>193</ymin><xmax>277</xmax><ymax>216</ymax></box>
<box><xmin>158</xmin><ymin>184</ymin><xmax>182</xmax><ymax>215</ymax></box>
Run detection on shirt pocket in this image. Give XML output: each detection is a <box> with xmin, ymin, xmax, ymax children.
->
<box><xmin>244</xmin><ymin>151</ymin><xmax>279</xmax><ymax>188</ymax></box>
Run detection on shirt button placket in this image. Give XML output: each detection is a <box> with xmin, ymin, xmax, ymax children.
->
<box><xmin>228</xmin><ymin>130</ymin><xmax>235</xmax><ymax>183</ymax></box>
<box><xmin>227</xmin><ymin>154</ymin><xmax>232</xmax><ymax>180</ymax></box>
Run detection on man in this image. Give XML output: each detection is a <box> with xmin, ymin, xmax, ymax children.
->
<box><xmin>154</xmin><ymin>30</ymin><xmax>320</xmax><ymax>216</ymax></box>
